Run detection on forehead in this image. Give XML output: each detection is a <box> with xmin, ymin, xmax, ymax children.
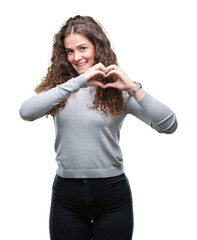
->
<box><xmin>64</xmin><ymin>33</ymin><xmax>91</xmax><ymax>48</ymax></box>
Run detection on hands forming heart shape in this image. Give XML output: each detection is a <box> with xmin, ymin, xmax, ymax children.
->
<box><xmin>82</xmin><ymin>63</ymin><xmax>135</xmax><ymax>91</ymax></box>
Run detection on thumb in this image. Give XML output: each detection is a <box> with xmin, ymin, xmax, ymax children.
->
<box><xmin>103</xmin><ymin>83</ymin><xmax>117</xmax><ymax>89</ymax></box>
<box><xmin>88</xmin><ymin>80</ymin><xmax>105</xmax><ymax>88</ymax></box>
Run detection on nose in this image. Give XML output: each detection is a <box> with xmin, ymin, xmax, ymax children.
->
<box><xmin>74</xmin><ymin>51</ymin><xmax>82</xmax><ymax>62</ymax></box>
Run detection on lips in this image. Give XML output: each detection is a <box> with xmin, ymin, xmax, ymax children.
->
<box><xmin>75</xmin><ymin>61</ymin><xmax>87</xmax><ymax>68</ymax></box>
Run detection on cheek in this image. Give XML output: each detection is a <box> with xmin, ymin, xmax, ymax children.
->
<box><xmin>67</xmin><ymin>55</ymin><xmax>73</xmax><ymax>64</ymax></box>
<box><xmin>90</xmin><ymin>51</ymin><xmax>95</xmax><ymax>64</ymax></box>
<box><xmin>85</xmin><ymin>48</ymin><xmax>94</xmax><ymax>61</ymax></box>
<box><xmin>88</xmin><ymin>52</ymin><xmax>95</xmax><ymax>64</ymax></box>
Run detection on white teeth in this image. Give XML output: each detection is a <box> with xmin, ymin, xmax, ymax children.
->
<box><xmin>76</xmin><ymin>62</ymin><xmax>87</xmax><ymax>67</ymax></box>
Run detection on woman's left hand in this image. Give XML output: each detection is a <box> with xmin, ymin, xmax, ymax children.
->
<box><xmin>103</xmin><ymin>65</ymin><xmax>135</xmax><ymax>91</ymax></box>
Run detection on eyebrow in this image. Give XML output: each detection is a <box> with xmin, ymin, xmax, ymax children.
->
<box><xmin>65</xmin><ymin>44</ymin><xmax>88</xmax><ymax>50</ymax></box>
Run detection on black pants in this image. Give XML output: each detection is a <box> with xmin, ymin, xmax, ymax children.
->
<box><xmin>49</xmin><ymin>173</ymin><xmax>134</xmax><ymax>240</ymax></box>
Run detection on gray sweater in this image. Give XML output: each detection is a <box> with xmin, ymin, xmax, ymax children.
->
<box><xmin>19</xmin><ymin>75</ymin><xmax>178</xmax><ymax>178</ymax></box>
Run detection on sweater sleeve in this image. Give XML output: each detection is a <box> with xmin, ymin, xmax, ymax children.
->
<box><xmin>125</xmin><ymin>92</ymin><xmax>178</xmax><ymax>134</ymax></box>
<box><xmin>19</xmin><ymin>75</ymin><xmax>88</xmax><ymax>121</ymax></box>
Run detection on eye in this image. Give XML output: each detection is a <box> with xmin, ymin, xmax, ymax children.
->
<box><xmin>66</xmin><ymin>49</ymin><xmax>73</xmax><ymax>55</ymax></box>
<box><xmin>80</xmin><ymin>46</ymin><xmax>86</xmax><ymax>51</ymax></box>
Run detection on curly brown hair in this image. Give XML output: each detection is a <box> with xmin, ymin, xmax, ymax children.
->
<box><xmin>35</xmin><ymin>15</ymin><xmax>127</xmax><ymax>117</ymax></box>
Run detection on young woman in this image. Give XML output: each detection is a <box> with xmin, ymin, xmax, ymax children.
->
<box><xmin>19</xmin><ymin>15</ymin><xmax>178</xmax><ymax>240</ymax></box>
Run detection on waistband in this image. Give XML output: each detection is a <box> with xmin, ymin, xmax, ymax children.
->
<box><xmin>54</xmin><ymin>173</ymin><xmax>126</xmax><ymax>184</ymax></box>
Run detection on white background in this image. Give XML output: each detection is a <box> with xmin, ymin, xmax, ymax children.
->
<box><xmin>1</xmin><ymin>0</ymin><xmax>197</xmax><ymax>239</ymax></box>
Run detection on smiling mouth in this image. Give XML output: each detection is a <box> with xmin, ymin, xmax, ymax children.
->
<box><xmin>75</xmin><ymin>61</ymin><xmax>87</xmax><ymax>68</ymax></box>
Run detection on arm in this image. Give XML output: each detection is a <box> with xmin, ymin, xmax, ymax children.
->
<box><xmin>125</xmin><ymin>92</ymin><xmax>178</xmax><ymax>134</ymax></box>
<box><xmin>19</xmin><ymin>63</ymin><xmax>106</xmax><ymax>121</ymax></box>
<box><xmin>103</xmin><ymin>65</ymin><xmax>178</xmax><ymax>134</ymax></box>
<box><xmin>19</xmin><ymin>75</ymin><xmax>87</xmax><ymax>121</ymax></box>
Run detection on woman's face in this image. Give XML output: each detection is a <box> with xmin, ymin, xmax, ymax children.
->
<box><xmin>64</xmin><ymin>33</ymin><xmax>95</xmax><ymax>75</ymax></box>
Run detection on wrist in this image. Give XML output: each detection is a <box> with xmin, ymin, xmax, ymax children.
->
<box><xmin>127</xmin><ymin>82</ymin><xmax>142</xmax><ymax>97</ymax></box>
<box><xmin>81</xmin><ymin>73</ymin><xmax>88</xmax><ymax>81</ymax></box>
<box><xmin>133</xmin><ymin>88</ymin><xmax>145</xmax><ymax>101</ymax></box>
<box><xmin>126</xmin><ymin>82</ymin><xmax>137</xmax><ymax>92</ymax></box>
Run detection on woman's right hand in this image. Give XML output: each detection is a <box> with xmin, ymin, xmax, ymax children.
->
<box><xmin>82</xmin><ymin>63</ymin><xmax>106</xmax><ymax>88</ymax></box>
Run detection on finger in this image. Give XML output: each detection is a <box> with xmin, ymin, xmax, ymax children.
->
<box><xmin>94</xmin><ymin>82</ymin><xmax>105</xmax><ymax>88</ymax></box>
<box><xmin>95</xmin><ymin>62</ymin><xmax>105</xmax><ymax>68</ymax></box>
<box><xmin>103</xmin><ymin>82</ymin><xmax>117</xmax><ymax>89</ymax></box>
<box><xmin>89</xmin><ymin>80</ymin><xmax>105</xmax><ymax>88</ymax></box>
<box><xmin>105</xmin><ymin>70</ymin><xmax>119</xmax><ymax>77</ymax></box>
<box><xmin>94</xmin><ymin>70</ymin><xmax>106</xmax><ymax>78</ymax></box>
<box><xmin>105</xmin><ymin>64</ymin><xmax>118</xmax><ymax>73</ymax></box>
<box><xmin>97</xmin><ymin>63</ymin><xmax>106</xmax><ymax>73</ymax></box>
<box><xmin>94</xmin><ymin>63</ymin><xmax>106</xmax><ymax>72</ymax></box>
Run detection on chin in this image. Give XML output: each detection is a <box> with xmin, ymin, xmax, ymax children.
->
<box><xmin>77</xmin><ymin>67</ymin><xmax>89</xmax><ymax>75</ymax></box>
<box><xmin>76</xmin><ymin>70</ymin><xmax>85</xmax><ymax>75</ymax></box>
<box><xmin>74</xmin><ymin>63</ymin><xmax>93</xmax><ymax>75</ymax></box>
